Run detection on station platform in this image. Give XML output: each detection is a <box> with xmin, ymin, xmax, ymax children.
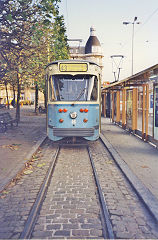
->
<box><xmin>0</xmin><ymin>106</ymin><xmax>46</xmax><ymax>192</ymax></box>
<box><xmin>101</xmin><ymin>117</ymin><xmax>158</xmax><ymax>202</ymax></box>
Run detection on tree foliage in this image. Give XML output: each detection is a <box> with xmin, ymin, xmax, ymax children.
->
<box><xmin>0</xmin><ymin>0</ymin><xmax>69</xmax><ymax>117</ymax></box>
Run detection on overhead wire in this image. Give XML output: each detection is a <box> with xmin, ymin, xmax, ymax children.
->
<box><xmin>121</xmin><ymin>6</ymin><xmax>158</xmax><ymax>49</ymax></box>
<box><xmin>135</xmin><ymin>6</ymin><xmax>158</xmax><ymax>34</ymax></box>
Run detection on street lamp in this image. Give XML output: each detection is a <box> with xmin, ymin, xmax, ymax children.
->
<box><xmin>123</xmin><ymin>17</ymin><xmax>141</xmax><ymax>75</ymax></box>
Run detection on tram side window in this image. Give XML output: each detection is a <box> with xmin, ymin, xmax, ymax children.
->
<box><xmin>88</xmin><ymin>76</ymin><xmax>98</xmax><ymax>101</ymax></box>
<box><xmin>49</xmin><ymin>76</ymin><xmax>61</xmax><ymax>101</ymax></box>
<box><xmin>49</xmin><ymin>77</ymin><xmax>55</xmax><ymax>101</ymax></box>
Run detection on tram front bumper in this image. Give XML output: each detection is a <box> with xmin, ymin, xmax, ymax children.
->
<box><xmin>48</xmin><ymin>126</ymin><xmax>97</xmax><ymax>137</ymax></box>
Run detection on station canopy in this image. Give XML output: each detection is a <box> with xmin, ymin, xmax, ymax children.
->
<box><xmin>102</xmin><ymin>63</ymin><xmax>158</xmax><ymax>92</ymax></box>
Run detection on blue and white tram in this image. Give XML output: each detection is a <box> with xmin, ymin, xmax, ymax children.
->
<box><xmin>46</xmin><ymin>60</ymin><xmax>101</xmax><ymax>141</ymax></box>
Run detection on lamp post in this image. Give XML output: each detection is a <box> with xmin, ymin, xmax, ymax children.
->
<box><xmin>123</xmin><ymin>17</ymin><xmax>140</xmax><ymax>75</ymax></box>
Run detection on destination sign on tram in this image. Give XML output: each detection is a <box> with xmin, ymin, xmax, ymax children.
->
<box><xmin>59</xmin><ymin>63</ymin><xmax>88</xmax><ymax>72</ymax></box>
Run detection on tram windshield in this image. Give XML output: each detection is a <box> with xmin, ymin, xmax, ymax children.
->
<box><xmin>49</xmin><ymin>75</ymin><xmax>98</xmax><ymax>101</ymax></box>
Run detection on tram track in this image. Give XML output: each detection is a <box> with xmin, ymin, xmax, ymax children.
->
<box><xmin>0</xmin><ymin>138</ymin><xmax>158</xmax><ymax>239</ymax></box>
<box><xmin>87</xmin><ymin>146</ymin><xmax>114</xmax><ymax>239</ymax></box>
<box><xmin>11</xmin><ymin>139</ymin><xmax>158</xmax><ymax>239</ymax></box>
<box><xmin>21</xmin><ymin>138</ymin><xmax>158</xmax><ymax>239</ymax></box>
<box><xmin>20</xmin><ymin>143</ymin><xmax>115</xmax><ymax>239</ymax></box>
<box><xmin>20</xmin><ymin>146</ymin><xmax>60</xmax><ymax>239</ymax></box>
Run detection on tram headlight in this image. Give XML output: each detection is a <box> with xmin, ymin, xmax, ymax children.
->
<box><xmin>70</xmin><ymin>112</ymin><xmax>77</xmax><ymax>119</ymax></box>
<box><xmin>80</xmin><ymin>108</ymin><xmax>88</xmax><ymax>112</ymax></box>
<box><xmin>83</xmin><ymin>118</ymin><xmax>88</xmax><ymax>123</ymax></box>
<box><xmin>59</xmin><ymin>119</ymin><xmax>64</xmax><ymax>123</ymax></box>
<box><xmin>58</xmin><ymin>108</ymin><xmax>67</xmax><ymax>113</ymax></box>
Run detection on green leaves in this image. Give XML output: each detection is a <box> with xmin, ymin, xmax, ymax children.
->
<box><xmin>0</xmin><ymin>0</ymin><xmax>69</xmax><ymax>108</ymax></box>
<box><xmin>6</xmin><ymin>14</ymin><xmax>13</xmax><ymax>22</ymax></box>
<box><xmin>19</xmin><ymin>67</ymin><xmax>23</xmax><ymax>74</ymax></box>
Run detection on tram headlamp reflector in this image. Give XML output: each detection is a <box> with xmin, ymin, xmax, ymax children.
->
<box><xmin>84</xmin><ymin>109</ymin><xmax>88</xmax><ymax>113</ymax></box>
<box><xmin>63</xmin><ymin>109</ymin><xmax>67</xmax><ymax>112</ymax></box>
<box><xmin>59</xmin><ymin>109</ymin><xmax>63</xmax><ymax>113</ymax></box>
<box><xmin>59</xmin><ymin>119</ymin><xmax>64</xmax><ymax>123</ymax></box>
<box><xmin>83</xmin><ymin>118</ymin><xmax>88</xmax><ymax>123</ymax></box>
<box><xmin>70</xmin><ymin>112</ymin><xmax>77</xmax><ymax>119</ymax></box>
<box><xmin>80</xmin><ymin>109</ymin><xmax>84</xmax><ymax>112</ymax></box>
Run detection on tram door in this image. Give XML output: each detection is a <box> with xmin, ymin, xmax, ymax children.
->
<box><xmin>154</xmin><ymin>86</ymin><xmax>158</xmax><ymax>140</ymax></box>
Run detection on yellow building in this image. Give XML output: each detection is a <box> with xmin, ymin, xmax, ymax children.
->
<box><xmin>0</xmin><ymin>83</ymin><xmax>44</xmax><ymax>106</ymax></box>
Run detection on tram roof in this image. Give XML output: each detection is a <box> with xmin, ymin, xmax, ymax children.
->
<box><xmin>102</xmin><ymin>63</ymin><xmax>158</xmax><ymax>92</ymax></box>
<box><xmin>46</xmin><ymin>59</ymin><xmax>100</xmax><ymax>69</ymax></box>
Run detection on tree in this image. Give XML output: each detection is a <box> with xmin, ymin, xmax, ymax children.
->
<box><xmin>26</xmin><ymin>3</ymin><xmax>69</xmax><ymax>112</ymax></box>
<box><xmin>0</xmin><ymin>0</ymin><xmax>38</xmax><ymax>120</ymax></box>
<box><xmin>0</xmin><ymin>0</ymin><xmax>69</xmax><ymax>117</ymax></box>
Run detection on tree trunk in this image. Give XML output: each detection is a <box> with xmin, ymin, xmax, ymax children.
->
<box><xmin>35</xmin><ymin>83</ymin><xmax>39</xmax><ymax>114</ymax></box>
<box><xmin>13</xmin><ymin>84</ymin><xmax>16</xmax><ymax>100</ymax></box>
<box><xmin>5</xmin><ymin>81</ymin><xmax>10</xmax><ymax>109</ymax></box>
<box><xmin>44</xmin><ymin>78</ymin><xmax>47</xmax><ymax>110</ymax></box>
<box><xmin>16</xmin><ymin>73</ymin><xmax>21</xmax><ymax>122</ymax></box>
<box><xmin>44</xmin><ymin>89</ymin><xmax>47</xmax><ymax>110</ymax></box>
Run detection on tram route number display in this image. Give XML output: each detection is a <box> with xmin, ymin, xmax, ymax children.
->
<box><xmin>155</xmin><ymin>87</ymin><xmax>158</xmax><ymax>127</ymax></box>
<box><xmin>59</xmin><ymin>63</ymin><xmax>88</xmax><ymax>72</ymax></box>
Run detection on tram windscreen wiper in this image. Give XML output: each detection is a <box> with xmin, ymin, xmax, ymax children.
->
<box><xmin>75</xmin><ymin>88</ymin><xmax>86</xmax><ymax>101</ymax></box>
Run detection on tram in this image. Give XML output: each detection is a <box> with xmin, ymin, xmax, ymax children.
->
<box><xmin>46</xmin><ymin>60</ymin><xmax>101</xmax><ymax>141</ymax></box>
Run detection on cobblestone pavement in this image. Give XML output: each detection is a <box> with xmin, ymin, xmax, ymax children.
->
<box><xmin>0</xmin><ymin>138</ymin><xmax>158</xmax><ymax>239</ymax></box>
<box><xmin>101</xmin><ymin>118</ymin><xmax>158</xmax><ymax>200</ymax></box>
<box><xmin>0</xmin><ymin>140</ymin><xmax>57</xmax><ymax>239</ymax></box>
<box><xmin>0</xmin><ymin>106</ymin><xmax>46</xmax><ymax>191</ymax></box>
<box><xmin>89</xmin><ymin>140</ymin><xmax>158</xmax><ymax>239</ymax></box>
<box><xmin>32</xmin><ymin>147</ymin><xmax>104</xmax><ymax>239</ymax></box>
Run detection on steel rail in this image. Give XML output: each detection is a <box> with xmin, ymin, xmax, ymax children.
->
<box><xmin>87</xmin><ymin>146</ymin><xmax>115</xmax><ymax>239</ymax></box>
<box><xmin>20</xmin><ymin>146</ymin><xmax>60</xmax><ymax>239</ymax></box>
<box><xmin>100</xmin><ymin>133</ymin><xmax>158</xmax><ymax>224</ymax></box>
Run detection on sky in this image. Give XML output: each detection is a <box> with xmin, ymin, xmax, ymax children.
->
<box><xmin>59</xmin><ymin>0</ymin><xmax>158</xmax><ymax>82</ymax></box>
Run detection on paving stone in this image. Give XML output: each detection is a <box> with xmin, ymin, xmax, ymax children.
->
<box><xmin>68</xmin><ymin>218</ymin><xmax>79</xmax><ymax>224</ymax></box>
<box><xmin>54</xmin><ymin>230</ymin><xmax>70</xmax><ymax>236</ymax></box>
<box><xmin>63</xmin><ymin>224</ymin><xmax>79</xmax><ymax>230</ymax></box>
<box><xmin>115</xmin><ymin>231</ymin><xmax>133</xmax><ymax>239</ymax></box>
<box><xmin>46</xmin><ymin>214</ymin><xmax>60</xmax><ymax>219</ymax></box>
<box><xmin>70</xmin><ymin>209</ymin><xmax>85</xmax><ymax>214</ymax></box>
<box><xmin>0</xmin><ymin>226</ymin><xmax>15</xmax><ymax>232</ymax></box>
<box><xmin>46</xmin><ymin>224</ymin><xmax>61</xmax><ymax>230</ymax></box>
<box><xmin>90</xmin><ymin>229</ymin><xmax>103</xmax><ymax>237</ymax></box>
<box><xmin>81</xmin><ymin>223</ymin><xmax>102</xmax><ymax>230</ymax></box>
<box><xmin>11</xmin><ymin>233</ymin><xmax>21</xmax><ymax>239</ymax></box>
<box><xmin>32</xmin><ymin>230</ymin><xmax>53</xmax><ymax>238</ymax></box>
<box><xmin>72</xmin><ymin>229</ymin><xmax>90</xmax><ymax>237</ymax></box>
<box><xmin>87</xmin><ymin>218</ymin><xmax>101</xmax><ymax>224</ymax></box>
<box><xmin>34</xmin><ymin>224</ymin><xmax>45</xmax><ymax>231</ymax></box>
<box><xmin>139</xmin><ymin>225</ymin><xmax>152</xmax><ymax>234</ymax></box>
<box><xmin>0</xmin><ymin>232</ymin><xmax>13</xmax><ymax>239</ymax></box>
